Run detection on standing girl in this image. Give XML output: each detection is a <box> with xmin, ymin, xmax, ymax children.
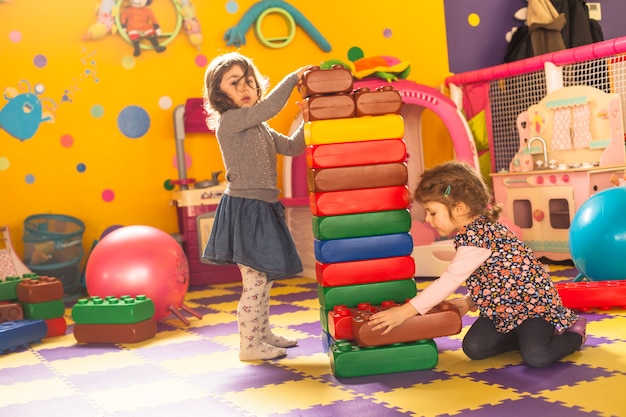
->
<box><xmin>368</xmin><ymin>161</ymin><xmax>586</xmax><ymax>368</ymax></box>
<box><xmin>202</xmin><ymin>52</ymin><xmax>311</xmax><ymax>361</ymax></box>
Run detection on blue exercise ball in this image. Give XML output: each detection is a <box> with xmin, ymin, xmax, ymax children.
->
<box><xmin>569</xmin><ymin>187</ymin><xmax>626</xmax><ymax>281</ymax></box>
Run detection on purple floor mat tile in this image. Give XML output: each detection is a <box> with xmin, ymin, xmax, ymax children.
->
<box><xmin>266</xmin><ymin>398</ymin><xmax>414</xmax><ymax>417</ymax></box>
<box><xmin>468</xmin><ymin>362</ymin><xmax>613</xmax><ymax>393</ymax></box>
<box><xmin>324</xmin><ymin>368</ymin><xmax>451</xmax><ymax>395</ymax></box>
<box><xmin>67</xmin><ymin>364</ymin><xmax>174</xmax><ymax>391</ymax></box>
<box><xmin>36</xmin><ymin>343</ymin><xmax>124</xmax><ymax>361</ymax></box>
<box><xmin>2</xmin><ymin>363</ymin><xmax>56</xmax><ymax>384</ymax></box>
<box><xmin>442</xmin><ymin>396</ymin><xmax>602</xmax><ymax>417</ymax></box>
<box><xmin>270</xmin><ymin>303</ymin><xmax>309</xmax><ymax>315</ymax></box>
<box><xmin>137</xmin><ymin>338</ymin><xmax>232</xmax><ymax>360</ymax></box>
<box><xmin>187</xmin><ymin>362</ymin><xmax>306</xmax><ymax>393</ymax></box>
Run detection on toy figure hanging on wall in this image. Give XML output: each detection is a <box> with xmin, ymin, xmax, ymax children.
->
<box><xmin>82</xmin><ymin>0</ymin><xmax>202</xmax><ymax>51</ymax></box>
<box><xmin>178</xmin><ymin>0</ymin><xmax>202</xmax><ymax>48</ymax></box>
<box><xmin>82</xmin><ymin>0</ymin><xmax>118</xmax><ymax>41</ymax></box>
<box><xmin>120</xmin><ymin>0</ymin><xmax>166</xmax><ymax>56</ymax></box>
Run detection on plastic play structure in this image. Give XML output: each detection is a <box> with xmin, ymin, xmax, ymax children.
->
<box><xmin>0</xmin><ymin>225</ymin><xmax>31</xmax><ymax>280</ymax></box>
<box><xmin>284</xmin><ymin>78</ymin><xmax>479</xmax><ymax>278</ymax></box>
<box><xmin>169</xmin><ymin>99</ymin><xmax>241</xmax><ymax>286</ymax></box>
<box><xmin>446</xmin><ymin>36</ymin><xmax>626</xmax><ymax>261</ymax></box>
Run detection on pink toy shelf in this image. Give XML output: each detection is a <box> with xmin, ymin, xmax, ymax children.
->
<box><xmin>170</xmin><ymin>99</ymin><xmax>241</xmax><ymax>285</ymax></box>
<box><xmin>446</xmin><ymin>37</ymin><xmax>626</xmax><ymax>261</ymax></box>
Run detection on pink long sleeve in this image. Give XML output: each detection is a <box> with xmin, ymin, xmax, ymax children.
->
<box><xmin>409</xmin><ymin>246</ymin><xmax>491</xmax><ymax>315</ymax></box>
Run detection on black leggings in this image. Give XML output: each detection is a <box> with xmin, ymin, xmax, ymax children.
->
<box><xmin>462</xmin><ymin>317</ymin><xmax>583</xmax><ymax>368</ymax></box>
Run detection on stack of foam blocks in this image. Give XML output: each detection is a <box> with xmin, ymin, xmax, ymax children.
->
<box><xmin>300</xmin><ymin>66</ymin><xmax>453</xmax><ymax>377</ymax></box>
<box><xmin>71</xmin><ymin>295</ymin><xmax>157</xmax><ymax>344</ymax></box>
<box><xmin>0</xmin><ymin>274</ymin><xmax>67</xmax><ymax>354</ymax></box>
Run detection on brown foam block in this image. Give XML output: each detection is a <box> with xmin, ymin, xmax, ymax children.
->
<box><xmin>301</xmin><ymin>93</ymin><xmax>355</xmax><ymax>122</ymax></box>
<box><xmin>0</xmin><ymin>302</ymin><xmax>24</xmax><ymax>323</ymax></box>
<box><xmin>354</xmin><ymin>85</ymin><xmax>402</xmax><ymax>116</ymax></box>
<box><xmin>73</xmin><ymin>318</ymin><xmax>157</xmax><ymax>344</ymax></box>
<box><xmin>307</xmin><ymin>162</ymin><xmax>408</xmax><ymax>192</ymax></box>
<box><xmin>16</xmin><ymin>276</ymin><xmax>64</xmax><ymax>303</ymax></box>
<box><xmin>299</xmin><ymin>65</ymin><xmax>354</xmax><ymax>98</ymax></box>
<box><xmin>352</xmin><ymin>301</ymin><xmax>462</xmax><ymax>347</ymax></box>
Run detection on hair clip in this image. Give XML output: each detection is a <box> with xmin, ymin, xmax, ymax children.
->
<box><xmin>444</xmin><ymin>185</ymin><xmax>451</xmax><ymax>197</ymax></box>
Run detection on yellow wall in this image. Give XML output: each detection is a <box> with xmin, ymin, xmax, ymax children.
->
<box><xmin>1</xmin><ymin>0</ymin><xmax>453</xmax><ymax>262</ymax></box>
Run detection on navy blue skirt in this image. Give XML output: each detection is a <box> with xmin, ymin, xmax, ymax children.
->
<box><xmin>202</xmin><ymin>194</ymin><xmax>303</xmax><ymax>280</ymax></box>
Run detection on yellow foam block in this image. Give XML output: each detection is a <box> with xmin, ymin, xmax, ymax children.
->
<box><xmin>304</xmin><ymin>114</ymin><xmax>404</xmax><ymax>145</ymax></box>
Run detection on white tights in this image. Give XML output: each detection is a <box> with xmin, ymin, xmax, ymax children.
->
<box><xmin>237</xmin><ymin>264</ymin><xmax>296</xmax><ymax>360</ymax></box>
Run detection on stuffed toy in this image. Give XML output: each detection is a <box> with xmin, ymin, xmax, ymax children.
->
<box><xmin>177</xmin><ymin>0</ymin><xmax>203</xmax><ymax>48</ymax></box>
<box><xmin>82</xmin><ymin>0</ymin><xmax>118</xmax><ymax>41</ymax></box>
<box><xmin>120</xmin><ymin>0</ymin><xmax>166</xmax><ymax>57</ymax></box>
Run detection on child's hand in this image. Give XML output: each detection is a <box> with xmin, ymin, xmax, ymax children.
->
<box><xmin>447</xmin><ymin>296</ymin><xmax>476</xmax><ymax>316</ymax></box>
<box><xmin>296</xmin><ymin>65</ymin><xmax>314</xmax><ymax>83</ymax></box>
<box><xmin>367</xmin><ymin>303</ymin><xmax>417</xmax><ymax>335</ymax></box>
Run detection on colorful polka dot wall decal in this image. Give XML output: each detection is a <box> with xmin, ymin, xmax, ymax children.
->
<box><xmin>173</xmin><ymin>152</ymin><xmax>192</xmax><ymax>171</ymax></box>
<box><xmin>121</xmin><ymin>56</ymin><xmax>136</xmax><ymax>70</ymax></box>
<box><xmin>0</xmin><ymin>157</ymin><xmax>9</xmax><ymax>171</ymax></box>
<box><xmin>468</xmin><ymin>13</ymin><xmax>480</xmax><ymax>27</ymax></box>
<box><xmin>76</xmin><ymin>163</ymin><xmax>86</xmax><ymax>173</ymax></box>
<box><xmin>347</xmin><ymin>47</ymin><xmax>364</xmax><ymax>62</ymax></box>
<box><xmin>9</xmin><ymin>30</ymin><xmax>21</xmax><ymax>42</ymax></box>
<box><xmin>91</xmin><ymin>104</ymin><xmax>104</xmax><ymax>118</ymax></box>
<box><xmin>60</xmin><ymin>134</ymin><xmax>74</xmax><ymax>147</ymax></box>
<box><xmin>383</xmin><ymin>28</ymin><xmax>392</xmax><ymax>38</ymax></box>
<box><xmin>102</xmin><ymin>189</ymin><xmax>115</xmax><ymax>202</ymax></box>
<box><xmin>117</xmin><ymin>105</ymin><xmax>150</xmax><ymax>139</ymax></box>
<box><xmin>159</xmin><ymin>96</ymin><xmax>173</xmax><ymax>110</ymax></box>
<box><xmin>226</xmin><ymin>0</ymin><xmax>238</xmax><ymax>13</ymax></box>
<box><xmin>195</xmin><ymin>54</ymin><xmax>208</xmax><ymax>68</ymax></box>
<box><xmin>33</xmin><ymin>54</ymin><xmax>47</xmax><ymax>68</ymax></box>
<box><xmin>25</xmin><ymin>174</ymin><xmax>35</xmax><ymax>184</ymax></box>
<box><xmin>163</xmin><ymin>179</ymin><xmax>175</xmax><ymax>191</ymax></box>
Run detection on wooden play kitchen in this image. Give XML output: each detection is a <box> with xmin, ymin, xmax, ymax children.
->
<box><xmin>491</xmin><ymin>85</ymin><xmax>626</xmax><ymax>260</ymax></box>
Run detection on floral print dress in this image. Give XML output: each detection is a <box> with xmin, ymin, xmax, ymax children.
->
<box><xmin>456</xmin><ymin>216</ymin><xmax>578</xmax><ymax>334</ymax></box>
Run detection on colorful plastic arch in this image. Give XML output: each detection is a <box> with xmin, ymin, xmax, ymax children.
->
<box><xmin>224</xmin><ymin>0</ymin><xmax>331</xmax><ymax>52</ymax></box>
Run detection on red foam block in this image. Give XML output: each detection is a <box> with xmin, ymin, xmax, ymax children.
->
<box><xmin>316</xmin><ymin>256</ymin><xmax>415</xmax><ymax>287</ymax></box>
<box><xmin>310</xmin><ymin>186</ymin><xmax>410</xmax><ymax>216</ymax></box>
<box><xmin>306</xmin><ymin>139</ymin><xmax>406</xmax><ymax>169</ymax></box>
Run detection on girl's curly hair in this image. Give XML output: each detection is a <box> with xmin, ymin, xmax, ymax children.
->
<box><xmin>414</xmin><ymin>161</ymin><xmax>502</xmax><ymax>222</ymax></box>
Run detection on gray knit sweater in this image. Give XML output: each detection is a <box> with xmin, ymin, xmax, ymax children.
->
<box><xmin>215</xmin><ymin>71</ymin><xmax>305</xmax><ymax>203</ymax></box>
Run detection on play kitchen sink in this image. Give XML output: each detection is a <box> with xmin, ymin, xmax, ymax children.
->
<box><xmin>492</xmin><ymin>85</ymin><xmax>626</xmax><ymax>260</ymax></box>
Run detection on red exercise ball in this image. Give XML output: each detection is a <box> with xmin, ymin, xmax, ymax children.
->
<box><xmin>85</xmin><ymin>225</ymin><xmax>189</xmax><ymax>321</ymax></box>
